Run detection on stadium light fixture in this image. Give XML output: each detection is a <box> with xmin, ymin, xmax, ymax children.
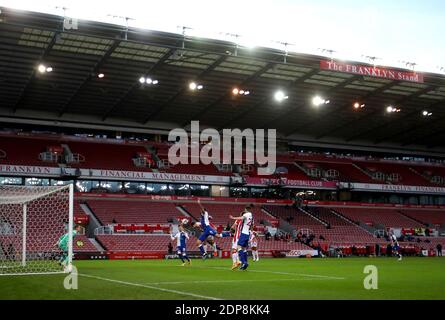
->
<box><xmin>422</xmin><ymin>110</ymin><xmax>432</xmax><ymax>117</ymax></box>
<box><xmin>312</xmin><ymin>96</ymin><xmax>329</xmax><ymax>107</ymax></box>
<box><xmin>38</xmin><ymin>64</ymin><xmax>53</xmax><ymax>73</ymax></box>
<box><xmin>38</xmin><ymin>64</ymin><xmax>46</xmax><ymax>73</ymax></box>
<box><xmin>139</xmin><ymin>76</ymin><xmax>158</xmax><ymax>85</ymax></box>
<box><xmin>232</xmin><ymin>88</ymin><xmax>250</xmax><ymax>96</ymax></box>
<box><xmin>98</xmin><ymin>73</ymin><xmax>105</xmax><ymax>78</ymax></box>
<box><xmin>274</xmin><ymin>90</ymin><xmax>288</xmax><ymax>102</ymax></box>
<box><xmin>189</xmin><ymin>82</ymin><xmax>203</xmax><ymax>91</ymax></box>
<box><xmin>386</xmin><ymin>106</ymin><xmax>401</xmax><ymax>113</ymax></box>
<box><xmin>353</xmin><ymin>102</ymin><xmax>365</xmax><ymax>109</ymax></box>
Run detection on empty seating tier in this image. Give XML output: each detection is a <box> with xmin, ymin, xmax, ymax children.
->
<box><xmin>335</xmin><ymin>207</ymin><xmax>424</xmax><ymax>228</ymax></box>
<box><xmin>67</xmin><ymin>141</ymin><xmax>151</xmax><ymax>171</ymax></box>
<box><xmin>0</xmin><ymin>136</ymin><xmax>60</xmax><ymax>167</ymax></box>
<box><xmin>73</xmin><ymin>235</ymin><xmax>98</xmax><ymax>252</ymax></box>
<box><xmin>400</xmin><ymin>210</ymin><xmax>445</xmax><ymax>226</ymax></box>
<box><xmin>263</xmin><ymin>205</ymin><xmax>322</xmax><ymax>226</ymax></box>
<box><xmin>180</xmin><ymin>203</ymin><xmax>273</xmax><ymax>226</ymax></box>
<box><xmin>305</xmin><ymin>207</ymin><xmax>351</xmax><ymax>226</ymax></box>
<box><xmin>87</xmin><ymin>199</ymin><xmax>182</xmax><ymax>225</ymax></box>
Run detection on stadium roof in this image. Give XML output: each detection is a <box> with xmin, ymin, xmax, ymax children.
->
<box><xmin>1</xmin><ymin>7</ymin><xmax>445</xmax><ymax>154</ymax></box>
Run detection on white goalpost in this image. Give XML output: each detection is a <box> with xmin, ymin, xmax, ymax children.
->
<box><xmin>0</xmin><ymin>184</ymin><xmax>73</xmax><ymax>276</ymax></box>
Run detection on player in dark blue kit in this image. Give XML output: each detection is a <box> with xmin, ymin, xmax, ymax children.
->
<box><xmin>170</xmin><ymin>224</ymin><xmax>191</xmax><ymax>266</ymax></box>
<box><xmin>193</xmin><ymin>200</ymin><xmax>230</xmax><ymax>259</ymax></box>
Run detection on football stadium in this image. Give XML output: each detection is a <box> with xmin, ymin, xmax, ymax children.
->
<box><xmin>0</xmin><ymin>2</ymin><xmax>445</xmax><ymax>305</ymax></box>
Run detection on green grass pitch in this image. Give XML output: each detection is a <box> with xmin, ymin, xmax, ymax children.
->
<box><xmin>1</xmin><ymin>257</ymin><xmax>444</xmax><ymax>300</ymax></box>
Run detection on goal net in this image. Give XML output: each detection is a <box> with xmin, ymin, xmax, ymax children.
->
<box><xmin>0</xmin><ymin>184</ymin><xmax>73</xmax><ymax>275</ymax></box>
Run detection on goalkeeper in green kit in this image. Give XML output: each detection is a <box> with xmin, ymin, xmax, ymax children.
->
<box><xmin>55</xmin><ymin>224</ymin><xmax>81</xmax><ymax>268</ymax></box>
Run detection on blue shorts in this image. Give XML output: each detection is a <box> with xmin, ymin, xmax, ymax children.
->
<box><xmin>393</xmin><ymin>245</ymin><xmax>400</xmax><ymax>251</ymax></box>
<box><xmin>199</xmin><ymin>226</ymin><xmax>217</xmax><ymax>242</ymax></box>
<box><xmin>177</xmin><ymin>246</ymin><xmax>186</xmax><ymax>254</ymax></box>
<box><xmin>237</xmin><ymin>233</ymin><xmax>250</xmax><ymax>248</ymax></box>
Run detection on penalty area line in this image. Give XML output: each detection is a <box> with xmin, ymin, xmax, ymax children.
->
<box><xmin>78</xmin><ymin>273</ymin><xmax>222</xmax><ymax>300</ymax></box>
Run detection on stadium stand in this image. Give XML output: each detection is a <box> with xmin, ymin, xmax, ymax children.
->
<box><xmin>409</xmin><ymin>165</ymin><xmax>445</xmax><ymax>186</ymax></box>
<box><xmin>180</xmin><ymin>203</ymin><xmax>274</xmax><ymax>226</ymax></box>
<box><xmin>353</xmin><ymin>161</ymin><xmax>433</xmax><ymax>185</ymax></box>
<box><xmin>215</xmin><ymin>236</ymin><xmax>314</xmax><ymax>251</ymax></box>
<box><xmin>334</xmin><ymin>207</ymin><xmax>424</xmax><ymax>228</ymax></box>
<box><xmin>304</xmin><ymin>161</ymin><xmax>375</xmax><ymax>183</ymax></box>
<box><xmin>304</xmin><ymin>207</ymin><xmax>351</xmax><ymax>226</ymax></box>
<box><xmin>273</xmin><ymin>162</ymin><xmax>312</xmax><ymax>180</ymax></box>
<box><xmin>73</xmin><ymin>235</ymin><xmax>99</xmax><ymax>252</ymax></box>
<box><xmin>400</xmin><ymin>209</ymin><xmax>445</xmax><ymax>226</ymax></box>
<box><xmin>263</xmin><ymin>205</ymin><xmax>322</xmax><ymax>226</ymax></box>
<box><xmin>3</xmin><ymin>132</ymin><xmax>445</xmax><ymax>187</ymax></box>
<box><xmin>263</xmin><ymin>205</ymin><xmax>382</xmax><ymax>249</ymax></box>
<box><xmin>0</xmin><ymin>136</ymin><xmax>61</xmax><ymax>167</ymax></box>
<box><xmin>1</xmin><ymin>132</ymin><xmax>445</xmax><ymax>257</ymax></box>
<box><xmin>154</xmin><ymin>145</ymin><xmax>232</xmax><ymax>176</ymax></box>
<box><xmin>96</xmin><ymin>234</ymin><xmax>175</xmax><ymax>252</ymax></box>
<box><xmin>67</xmin><ymin>141</ymin><xmax>152</xmax><ymax>171</ymax></box>
<box><xmin>86</xmin><ymin>199</ymin><xmax>181</xmax><ymax>224</ymax></box>
<box><xmin>96</xmin><ymin>234</ymin><xmax>314</xmax><ymax>252</ymax></box>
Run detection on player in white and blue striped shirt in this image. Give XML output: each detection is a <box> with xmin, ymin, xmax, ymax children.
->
<box><xmin>170</xmin><ymin>225</ymin><xmax>191</xmax><ymax>266</ymax></box>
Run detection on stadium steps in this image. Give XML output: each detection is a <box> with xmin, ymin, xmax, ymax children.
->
<box><xmin>329</xmin><ymin>208</ymin><xmax>362</xmax><ymax>225</ymax></box>
<box><xmin>144</xmin><ymin>144</ymin><xmax>162</xmax><ymax>168</ymax></box>
<box><xmin>61</xmin><ymin>143</ymin><xmax>73</xmax><ymax>158</ymax></box>
<box><xmin>89</xmin><ymin>238</ymin><xmax>105</xmax><ymax>251</ymax></box>
<box><xmin>277</xmin><ymin>219</ymin><xmax>298</xmax><ymax>238</ymax></box>
<box><xmin>397</xmin><ymin>210</ymin><xmax>428</xmax><ymax>227</ymax></box>
<box><xmin>79</xmin><ymin>202</ymin><xmax>103</xmax><ymax>237</ymax></box>
<box><xmin>261</xmin><ymin>206</ymin><xmax>293</xmax><ymax>233</ymax></box>
<box><xmin>298</xmin><ymin>207</ymin><xmax>328</xmax><ymax>226</ymax></box>
<box><xmin>260</xmin><ymin>205</ymin><xmax>275</xmax><ymax>217</ymax></box>
<box><xmin>261</xmin><ymin>208</ymin><xmax>279</xmax><ymax>221</ymax></box>
<box><xmin>261</xmin><ymin>205</ymin><xmax>289</xmax><ymax>225</ymax></box>
<box><xmin>293</xmin><ymin>162</ymin><xmax>311</xmax><ymax>176</ymax></box>
<box><xmin>358</xmin><ymin>222</ymin><xmax>378</xmax><ymax>235</ymax></box>
<box><xmin>329</xmin><ymin>208</ymin><xmax>376</xmax><ymax>235</ymax></box>
<box><xmin>351</xmin><ymin>163</ymin><xmax>375</xmax><ymax>180</ymax></box>
<box><xmin>261</xmin><ymin>205</ymin><xmax>283</xmax><ymax>224</ymax></box>
<box><xmin>408</xmin><ymin>167</ymin><xmax>432</xmax><ymax>184</ymax></box>
<box><xmin>176</xmin><ymin>205</ymin><xmax>196</xmax><ymax>221</ymax></box>
<box><xmin>177</xmin><ymin>205</ymin><xmax>198</xmax><ymax>222</ymax></box>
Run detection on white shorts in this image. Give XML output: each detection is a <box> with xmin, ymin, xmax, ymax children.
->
<box><xmin>232</xmin><ymin>240</ymin><xmax>239</xmax><ymax>250</ymax></box>
<box><xmin>250</xmin><ymin>242</ymin><xmax>258</xmax><ymax>248</ymax></box>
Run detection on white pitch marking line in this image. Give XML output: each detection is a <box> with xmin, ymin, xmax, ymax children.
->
<box><xmin>147</xmin><ymin>278</ymin><xmax>326</xmax><ymax>285</ymax></box>
<box><xmin>192</xmin><ymin>266</ymin><xmax>346</xmax><ymax>280</ymax></box>
<box><xmin>78</xmin><ymin>273</ymin><xmax>222</xmax><ymax>300</ymax></box>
